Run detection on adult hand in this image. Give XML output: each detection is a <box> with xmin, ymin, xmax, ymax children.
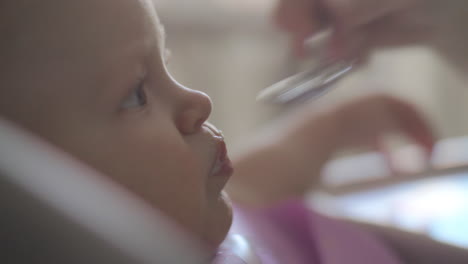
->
<box><xmin>274</xmin><ymin>0</ymin><xmax>466</xmax><ymax>62</ymax></box>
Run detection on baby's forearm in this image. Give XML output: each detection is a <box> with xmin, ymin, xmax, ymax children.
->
<box><xmin>227</xmin><ymin>140</ymin><xmax>298</xmax><ymax>206</ymax></box>
<box><xmin>227</xmin><ymin>114</ymin><xmax>337</xmax><ymax>206</ymax></box>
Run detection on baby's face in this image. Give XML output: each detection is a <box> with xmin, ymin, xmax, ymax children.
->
<box><xmin>0</xmin><ymin>0</ymin><xmax>233</xmax><ymax>247</ymax></box>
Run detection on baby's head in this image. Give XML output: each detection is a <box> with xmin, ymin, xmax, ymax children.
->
<box><xmin>0</xmin><ymin>0</ymin><xmax>233</xmax><ymax>248</ymax></box>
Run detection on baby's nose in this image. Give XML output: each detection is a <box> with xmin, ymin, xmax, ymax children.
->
<box><xmin>175</xmin><ymin>86</ymin><xmax>212</xmax><ymax>135</ymax></box>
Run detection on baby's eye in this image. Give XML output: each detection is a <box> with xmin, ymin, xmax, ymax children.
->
<box><xmin>121</xmin><ymin>80</ymin><xmax>147</xmax><ymax>109</ymax></box>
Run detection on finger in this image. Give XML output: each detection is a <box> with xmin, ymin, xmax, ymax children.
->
<box><xmin>361</xmin><ymin>12</ymin><xmax>434</xmax><ymax>50</ymax></box>
<box><xmin>375</xmin><ymin>138</ymin><xmax>400</xmax><ymax>176</ymax></box>
<box><xmin>273</xmin><ymin>0</ymin><xmax>320</xmax><ymax>34</ymax></box>
<box><xmin>274</xmin><ymin>0</ymin><xmax>328</xmax><ymax>56</ymax></box>
<box><xmin>353</xmin><ymin>95</ymin><xmax>435</xmax><ymax>151</ymax></box>
<box><xmin>325</xmin><ymin>0</ymin><xmax>411</xmax><ymax>30</ymax></box>
<box><xmin>331</xmin><ymin>27</ymin><xmax>369</xmax><ymax>61</ymax></box>
<box><xmin>328</xmin><ymin>9</ymin><xmax>428</xmax><ymax>59</ymax></box>
<box><xmin>293</xmin><ymin>31</ymin><xmax>313</xmax><ymax>57</ymax></box>
<box><xmin>387</xmin><ymin>97</ymin><xmax>436</xmax><ymax>155</ymax></box>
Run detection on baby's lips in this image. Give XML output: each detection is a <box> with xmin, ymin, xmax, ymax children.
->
<box><xmin>203</xmin><ymin>122</ymin><xmax>224</xmax><ymax>140</ymax></box>
<box><xmin>203</xmin><ymin>122</ymin><xmax>233</xmax><ymax>177</ymax></box>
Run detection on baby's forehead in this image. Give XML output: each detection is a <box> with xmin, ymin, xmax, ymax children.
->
<box><xmin>0</xmin><ymin>0</ymin><xmax>165</xmax><ymax>69</ymax></box>
<box><xmin>0</xmin><ymin>0</ymin><xmax>164</xmax><ymax>46</ymax></box>
<box><xmin>0</xmin><ymin>0</ymin><xmax>165</xmax><ymax>117</ymax></box>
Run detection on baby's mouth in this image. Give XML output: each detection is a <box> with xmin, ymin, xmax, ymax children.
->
<box><xmin>210</xmin><ymin>140</ymin><xmax>232</xmax><ymax>176</ymax></box>
<box><xmin>203</xmin><ymin>122</ymin><xmax>224</xmax><ymax>139</ymax></box>
<box><xmin>203</xmin><ymin>123</ymin><xmax>234</xmax><ymax>179</ymax></box>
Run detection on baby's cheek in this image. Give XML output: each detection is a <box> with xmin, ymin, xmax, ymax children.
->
<box><xmin>144</xmin><ymin>146</ymin><xmax>209</xmax><ymax>232</ymax></box>
<box><xmin>52</xmin><ymin>123</ymin><xmax>211</xmax><ymax>239</ymax></box>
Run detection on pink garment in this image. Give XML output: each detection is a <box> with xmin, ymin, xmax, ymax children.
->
<box><xmin>214</xmin><ymin>199</ymin><xmax>402</xmax><ymax>264</ymax></box>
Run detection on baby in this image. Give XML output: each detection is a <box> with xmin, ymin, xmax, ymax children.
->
<box><xmin>0</xmin><ymin>0</ymin><xmax>232</xmax><ymax>249</ymax></box>
<box><xmin>0</xmin><ymin>0</ymin><xmax>465</xmax><ymax>263</ymax></box>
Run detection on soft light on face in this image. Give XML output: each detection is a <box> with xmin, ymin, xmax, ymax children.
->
<box><xmin>0</xmin><ymin>0</ymin><xmax>233</xmax><ymax>248</ymax></box>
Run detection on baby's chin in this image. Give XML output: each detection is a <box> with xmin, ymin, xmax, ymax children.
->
<box><xmin>203</xmin><ymin>191</ymin><xmax>233</xmax><ymax>250</ymax></box>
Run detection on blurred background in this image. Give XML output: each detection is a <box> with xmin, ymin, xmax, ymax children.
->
<box><xmin>155</xmin><ymin>0</ymin><xmax>468</xmax><ymax>248</ymax></box>
<box><xmin>156</xmin><ymin>0</ymin><xmax>468</xmax><ymax>144</ymax></box>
